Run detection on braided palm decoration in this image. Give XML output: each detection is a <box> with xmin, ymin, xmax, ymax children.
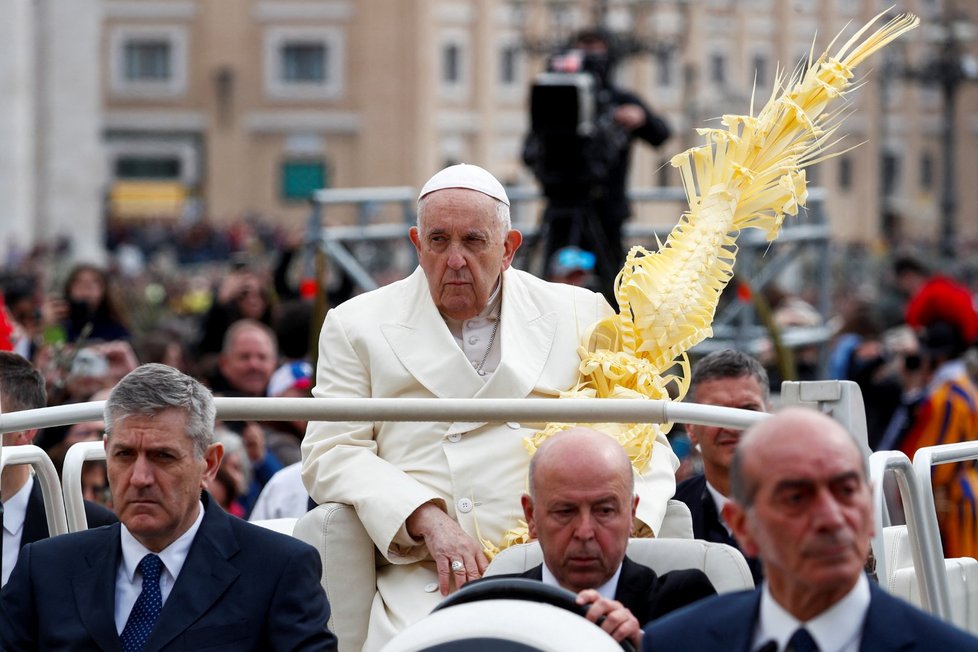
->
<box><xmin>483</xmin><ymin>11</ymin><xmax>919</xmax><ymax>558</ymax></box>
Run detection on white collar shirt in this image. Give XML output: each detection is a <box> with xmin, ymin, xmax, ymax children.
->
<box><xmin>540</xmin><ymin>560</ymin><xmax>623</xmax><ymax>601</ymax></box>
<box><xmin>752</xmin><ymin>574</ymin><xmax>870</xmax><ymax>652</ymax></box>
<box><xmin>444</xmin><ymin>280</ymin><xmax>502</xmax><ymax>379</ymax></box>
<box><xmin>704</xmin><ymin>479</ymin><xmax>733</xmax><ymax>537</ymax></box>
<box><xmin>114</xmin><ymin>500</ymin><xmax>206</xmax><ymax>634</ymax></box>
<box><xmin>2</xmin><ymin>475</ymin><xmax>34</xmax><ymax>587</ymax></box>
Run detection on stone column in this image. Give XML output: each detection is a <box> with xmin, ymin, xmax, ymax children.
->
<box><xmin>36</xmin><ymin>0</ymin><xmax>105</xmax><ymax>264</ymax></box>
<box><xmin>0</xmin><ymin>0</ymin><xmax>35</xmax><ymax>262</ymax></box>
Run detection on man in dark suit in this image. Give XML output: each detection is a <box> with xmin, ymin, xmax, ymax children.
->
<box><xmin>0</xmin><ymin>363</ymin><xmax>337</xmax><ymax>651</ymax></box>
<box><xmin>674</xmin><ymin>349</ymin><xmax>768</xmax><ymax>584</ymax></box>
<box><xmin>519</xmin><ymin>427</ymin><xmax>715</xmax><ymax>647</ymax></box>
<box><xmin>0</xmin><ymin>351</ymin><xmax>116</xmax><ymax>587</ymax></box>
<box><xmin>644</xmin><ymin>408</ymin><xmax>978</xmax><ymax>651</ymax></box>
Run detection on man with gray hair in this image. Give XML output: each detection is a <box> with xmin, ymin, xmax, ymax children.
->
<box><xmin>644</xmin><ymin>407</ymin><xmax>978</xmax><ymax>651</ymax></box>
<box><xmin>674</xmin><ymin>349</ymin><xmax>769</xmax><ymax>584</ymax></box>
<box><xmin>302</xmin><ymin>163</ymin><xmax>679</xmax><ymax>648</ymax></box>
<box><xmin>1</xmin><ymin>363</ymin><xmax>336</xmax><ymax>651</ymax></box>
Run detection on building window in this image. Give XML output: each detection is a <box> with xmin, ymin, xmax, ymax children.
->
<box><xmin>281</xmin><ymin>160</ymin><xmax>327</xmax><ymax>201</ymax></box>
<box><xmin>883</xmin><ymin>152</ymin><xmax>900</xmax><ymax>196</ymax></box>
<box><xmin>920</xmin><ymin>152</ymin><xmax>934</xmax><ymax>190</ymax></box>
<box><xmin>109</xmin><ymin>26</ymin><xmax>188</xmax><ymax>98</ymax></box>
<box><xmin>657</xmin><ymin>162</ymin><xmax>671</xmax><ymax>187</ymax></box>
<box><xmin>500</xmin><ymin>45</ymin><xmax>519</xmax><ymax>85</ymax></box>
<box><xmin>264</xmin><ymin>27</ymin><xmax>344</xmax><ymax>101</ymax></box>
<box><xmin>438</xmin><ymin>31</ymin><xmax>470</xmax><ymax>100</ymax></box>
<box><xmin>710</xmin><ymin>53</ymin><xmax>726</xmax><ymax>85</ymax></box>
<box><xmin>116</xmin><ymin>157</ymin><xmax>181</xmax><ymax>180</ymax></box>
<box><xmin>282</xmin><ymin>43</ymin><xmax>327</xmax><ymax>83</ymax></box>
<box><xmin>751</xmin><ymin>54</ymin><xmax>767</xmax><ymax>87</ymax></box>
<box><xmin>443</xmin><ymin>43</ymin><xmax>461</xmax><ymax>84</ymax></box>
<box><xmin>656</xmin><ymin>49</ymin><xmax>673</xmax><ymax>87</ymax></box>
<box><xmin>124</xmin><ymin>41</ymin><xmax>171</xmax><ymax>81</ymax></box>
<box><xmin>838</xmin><ymin>155</ymin><xmax>853</xmax><ymax>191</ymax></box>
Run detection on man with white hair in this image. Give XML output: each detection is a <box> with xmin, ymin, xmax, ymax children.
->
<box><xmin>302</xmin><ymin>163</ymin><xmax>679</xmax><ymax>649</ymax></box>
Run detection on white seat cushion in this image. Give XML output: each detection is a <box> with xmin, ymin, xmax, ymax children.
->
<box><xmin>485</xmin><ymin>537</ymin><xmax>754</xmax><ymax>594</ymax></box>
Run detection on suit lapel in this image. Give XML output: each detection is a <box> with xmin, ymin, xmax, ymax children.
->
<box><xmin>21</xmin><ymin>481</ymin><xmax>49</xmax><ymax>546</ymax></box>
<box><xmin>72</xmin><ymin>524</ymin><xmax>125</xmax><ymax>652</ymax></box>
<box><xmin>478</xmin><ymin>270</ymin><xmax>557</xmax><ymax>401</ymax></box>
<box><xmin>614</xmin><ymin>557</ymin><xmax>653</xmax><ymax>622</ymax></box>
<box><xmin>702</xmin><ymin>590</ymin><xmax>760</xmax><ymax>652</ymax></box>
<box><xmin>519</xmin><ymin>564</ymin><xmax>544</xmax><ymax>581</ymax></box>
<box><xmin>382</xmin><ymin>268</ymin><xmax>559</xmax><ymax>421</ymax></box>
<box><xmin>144</xmin><ymin>496</ymin><xmax>241</xmax><ymax>652</ymax></box>
<box><xmin>381</xmin><ymin>268</ymin><xmax>486</xmax><ymax>399</ymax></box>
<box><xmin>859</xmin><ymin>584</ymin><xmax>914</xmax><ymax>651</ymax></box>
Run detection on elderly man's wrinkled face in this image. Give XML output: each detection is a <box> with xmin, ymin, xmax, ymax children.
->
<box><xmin>726</xmin><ymin>418</ymin><xmax>873</xmax><ymax>606</ymax></box>
<box><xmin>410</xmin><ymin>189</ymin><xmax>521</xmax><ymax>321</ymax></box>
<box><xmin>523</xmin><ymin>442</ymin><xmax>637</xmax><ymax>592</ymax></box>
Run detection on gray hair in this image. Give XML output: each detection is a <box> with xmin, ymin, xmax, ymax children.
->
<box><xmin>416</xmin><ymin>192</ymin><xmax>511</xmax><ymax>235</ymax></box>
<box><xmin>221</xmin><ymin>318</ymin><xmax>278</xmax><ymax>357</ymax></box>
<box><xmin>690</xmin><ymin>349</ymin><xmax>770</xmax><ymax>403</ymax></box>
<box><xmin>104</xmin><ymin>363</ymin><xmax>215</xmax><ymax>459</ymax></box>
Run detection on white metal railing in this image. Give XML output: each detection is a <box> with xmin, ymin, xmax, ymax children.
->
<box><xmin>0</xmin><ymin>397</ymin><xmax>769</xmax><ymax>436</ymax></box>
<box><xmin>8</xmin><ymin>385</ymin><xmax>960</xmax><ymax>624</ymax></box>
<box><xmin>869</xmin><ymin>450</ymin><xmax>948</xmax><ymax>617</ymax></box>
<box><xmin>61</xmin><ymin>440</ymin><xmax>108</xmax><ymax>533</ymax></box>
<box><xmin>912</xmin><ymin>441</ymin><xmax>978</xmax><ymax>620</ymax></box>
<box><xmin>0</xmin><ymin>445</ymin><xmax>68</xmax><ymax>537</ymax></box>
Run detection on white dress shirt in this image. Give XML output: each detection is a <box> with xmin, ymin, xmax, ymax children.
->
<box><xmin>751</xmin><ymin>574</ymin><xmax>871</xmax><ymax>652</ymax></box>
<box><xmin>114</xmin><ymin>501</ymin><xmax>206</xmax><ymax>633</ymax></box>
<box><xmin>444</xmin><ymin>281</ymin><xmax>502</xmax><ymax>378</ymax></box>
<box><xmin>704</xmin><ymin>479</ymin><xmax>733</xmax><ymax>537</ymax></box>
<box><xmin>2</xmin><ymin>475</ymin><xmax>34</xmax><ymax>587</ymax></box>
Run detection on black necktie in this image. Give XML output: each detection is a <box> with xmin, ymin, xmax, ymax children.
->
<box><xmin>786</xmin><ymin>627</ymin><xmax>819</xmax><ymax>652</ymax></box>
<box><xmin>121</xmin><ymin>554</ymin><xmax>164</xmax><ymax>652</ymax></box>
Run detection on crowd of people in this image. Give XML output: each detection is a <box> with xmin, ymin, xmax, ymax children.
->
<box><xmin>1</xmin><ymin>160</ymin><xmax>978</xmax><ymax>650</ymax></box>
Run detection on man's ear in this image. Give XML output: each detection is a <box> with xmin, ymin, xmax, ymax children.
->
<box><xmin>686</xmin><ymin>424</ymin><xmax>701</xmax><ymax>449</ymax></box>
<box><xmin>501</xmin><ymin>230</ymin><xmax>523</xmax><ymax>270</ymax></box>
<box><xmin>409</xmin><ymin>226</ymin><xmax>422</xmax><ymax>254</ymax></box>
<box><xmin>723</xmin><ymin>501</ymin><xmax>760</xmax><ymax>557</ymax></box>
<box><xmin>521</xmin><ymin>494</ymin><xmax>538</xmax><ymax>539</ymax></box>
<box><xmin>201</xmin><ymin>442</ymin><xmax>224</xmax><ymax>487</ymax></box>
<box><xmin>630</xmin><ymin>494</ymin><xmax>639</xmax><ymax>519</ymax></box>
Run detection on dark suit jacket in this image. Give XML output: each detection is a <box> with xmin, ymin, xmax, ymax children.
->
<box><xmin>0</xmin><ymin>492</ymin><xmax>337</xmax><ymax>651</ymax></box>
<box><xmin>21</xmin><ymin>479</ymin><xmax>117</xmax><ymax>546</ymax></box>
<box><xmin>643</xmin><ymin>583</ymin><xmax>978</xmax><ymax>651</ymax></box>
<box><xmin>518</xmin><ymin>555</ymin><xmax>716</xmax><ymax>626</ymax></box>
<box><xmin>673</xmin><ymin>474</ymin><xmax>763</xmax><ymax>584</ymax></box>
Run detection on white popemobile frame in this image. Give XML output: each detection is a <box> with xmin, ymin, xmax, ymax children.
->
<box><xmin>0</xmin><ymin>381</ymin><xmax>969</xmax><ymax>640</ymax></box>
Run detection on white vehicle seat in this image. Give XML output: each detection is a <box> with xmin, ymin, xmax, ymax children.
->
<box><xmin>883</xmin><ymin>524</ymin><xmax>978</xmax><ymax>634</ymax></box>
<box><xmin>485</xmin><ymin>537</ymin><xmax>755</xmax><ymax>594</ymax></box>
<box><xmin>292</xmin><ymin>499</ymin><xmax>703</xmax><ymax>652</ymax></box>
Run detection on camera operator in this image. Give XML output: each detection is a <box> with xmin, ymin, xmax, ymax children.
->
<box><xmin>524</xmin><ymin>28</ymin><xmax>670</xmax><ymax>301</ymax></box>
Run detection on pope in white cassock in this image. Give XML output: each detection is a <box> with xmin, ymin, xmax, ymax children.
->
<box><xmin>301</xmin><ymin>163</ymin><xmax>678</xmax><ymax>650</ymax></box>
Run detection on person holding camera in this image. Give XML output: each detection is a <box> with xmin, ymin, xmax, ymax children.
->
<box><xmin>524</xmin><ymin>28</ymin><xmax>671</xmax><ymax>302</ymax></box>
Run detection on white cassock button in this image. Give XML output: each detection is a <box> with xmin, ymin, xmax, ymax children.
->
<box><xmin>468</xmin><ymin>336</ymin><xmax>478</xmax><ymax>345</ymax></box>
<box><xmin>457</xmin><ymin>498</ymin><xmax>474</xmax><ymax>513</ymax></box>
<box><xmin>448</xmin><ymin>433</ymin><xmax>461</xmax><ymax>443</ymax></box>
<box><xmin>506</xmin><ymin>422</ymin><xmax>521</xmax><ymax>430</ymax></box>
<box><xmin>424</xmin><ymin>582</ymin><xmax>438</xmax><ymax>593</ymax></box>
